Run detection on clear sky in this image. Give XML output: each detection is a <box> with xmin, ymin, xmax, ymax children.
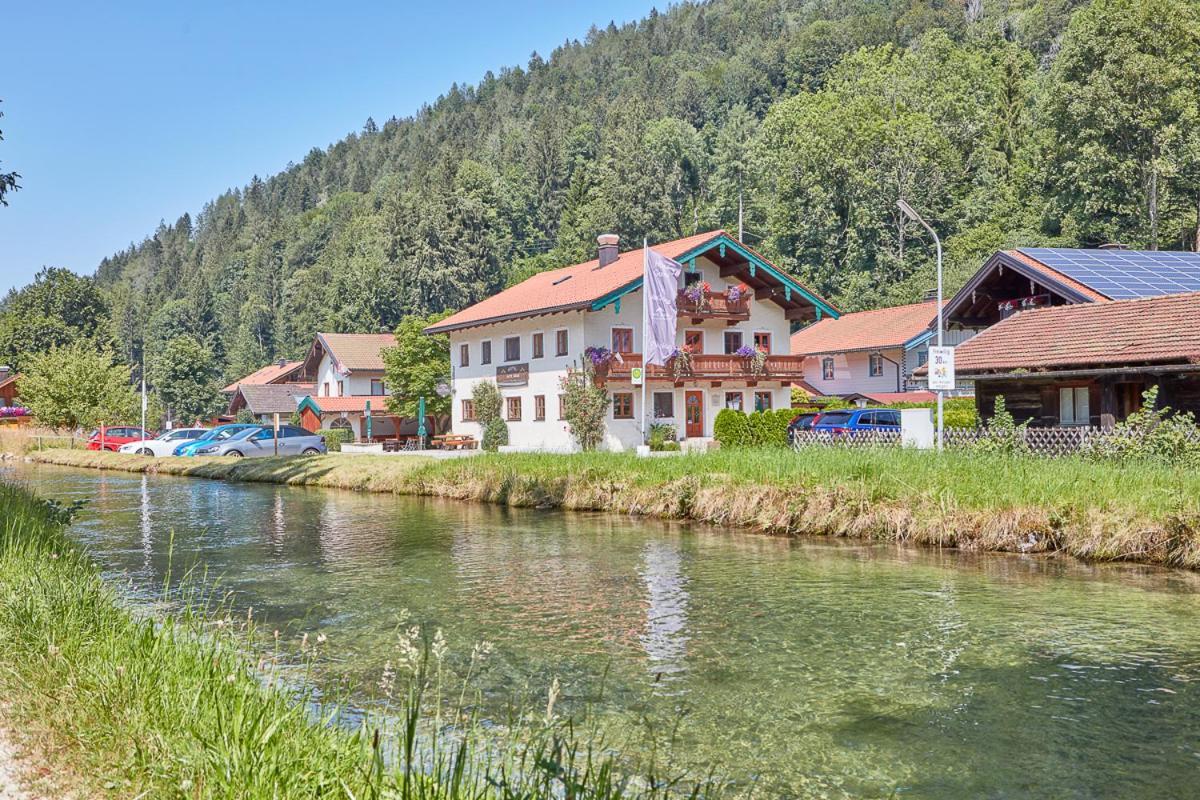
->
<box><xmin>0</xmin><ymin>0</ymin><xmax>658</xmax><ymax>295</ymax></box>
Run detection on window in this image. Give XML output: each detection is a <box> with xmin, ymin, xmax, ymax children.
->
<box><xmin>322</xmin><ymin>382</ymin><xmax>330</xmax><ymax>397</ymax></box>
<box><xmin>282</xmin><ymin>425</ymin><xmax>307</xmax><ymax>437</ymax></box>
<box><xmin>534</xmin><ymin>395</ymin><xmax>546</xmax><ymax>421</ymax></box>
<box><xmin>725</xmin><ymin>391</ymin><xmax>743</xmax><ymax>411</ymax></box>
<box><xmin>337</xmin><ymin>380</ymin><xmax>344</xmax><ymax>397</ymax></box>
<box><xmin>330</xmin><ymin>418</ymin><xmax>353</xmax><ymax>431</ymax></box>
<box><xmin>461</xmin><ymin>399</ymin><xmax>476</xmax><ymax>422</ymax></box>
<box><xmin>506</xmin><ymin>396</ymin><xmax>522</xmax><ymax>421</ymax></box>
<box><xmin>460</xmin><ymin>343</ymin><xmax>470</xmax><ymax>367</ymax></box>
<box><xmin>869</xmin><ymin>353</ymin><xmax>884</xmax><ymax>377</ymax></box>
<box><xmin>370</xmin><ymin>379</ymin><xmax>386</xmax><ymax>396</ymax></box>
<box><xmin>1059</xmin><ymin>387</ymin><xmax>1090</xmax><ymax>426</ymax></box>
<box><xmin>822</xmin><ymin>357</ymin><xmax>835</xmax><ymax>381</ymax></box>
<box><xmin>611</xmin><ymin>327</ymin><xmax>634</xmax><ymax>354</ymax></box>
<box><xmin>612</xmin><ymin>392</ymin><xmax>634</xmax><ymax>419</ymax></box>
<box><xmin>653</xmin><ymin>392</ymin><xmax>674</xmax><ymax>418</ymax></box>
<box><xmin>683</xmin><ymin>271</ymin><xmax>702</xmax><ymax>287</ymax></box>
<box><xmin>917</xmin><ymin>350</ymin><xmax>929</xmax><ymax>368</ymax></box>
<box><xmin>558</xmin><ymin>394</ymin><xmax>567</xmax><ymax>420</ymax></box>
<box><xmin>753</xmin><ymin>332</ymin><xmax>771</xmax><ymax>353</ymax></box>
<box><xmin>555</xmin><ymin>329</ymin><xmax>569</xmax><ymax>357</ymax></box>
<box><xmin>504</xmin><ymin>336</ymin><xmax>521</xmax><ymax>362</ymax></box>
<box><xmin>877</xmin><ymin>410</ymin><xmax>900</xmax><ymax>426</ymax></box>
<box><xmin>723</xmin><ymin>330</ymin><xmax>743</xmax><ymax>355</ymax></box>
<box><xmin>684</xmin><ymin>330</ymin><xmax>703</xmax><ymax>353</ymax></box>
<box><xmin>754</xmin><ymin>391</ymin><xmax>773</xmax><ymax>412</ymax></box>
<box><xmin>481</xmin><ymin>341</ymin><xmax>492</xmax><ymax>365</ymax></box>
<box><xmin>532</xmin><ymin>333</ymin><xmax>544</xmax><ymax>359</ymax></box>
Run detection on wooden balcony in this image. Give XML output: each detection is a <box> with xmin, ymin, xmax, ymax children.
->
<box><xmin>677</xmin><ymin>289</ymin><xmax>750</xmax><ymax>324</ymax></box>
<box><xmin>600</xmin><ymin>353</ymin><xmax>806</xmax><ymax>385</ymax></box>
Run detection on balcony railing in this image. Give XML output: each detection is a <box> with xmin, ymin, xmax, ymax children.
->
<box><xmin>599</xmin><ymin>353</ymin><xmax>806</xmax><ymax>383</ymax></box>
<box><xmin>677</xmin><ymin>289</ymin><xmax>750</xmax><ymax>322</ymax></box>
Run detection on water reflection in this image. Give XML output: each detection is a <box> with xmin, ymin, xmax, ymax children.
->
<box><xmin>8</xmin><ymin>462</ymin><xmax>1200</xmax><ymax>799</ymax></box>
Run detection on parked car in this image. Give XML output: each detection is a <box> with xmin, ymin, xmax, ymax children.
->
<box><xmin>173</xmin><ymin>423</ymin><xmax>261</xmax><ymax>456</ymax></box>
<box><xmin>87</xmin><ymin>426</ymin><xmax>156</xmax><ymax>451</ymax></box>
<box><xmin>788</xmin><ymin>412</ymin><xmax>822</xmax><ymax>443</ymax></box>
<box><xmin>192</xmin><ymin>425</ymin><xmax>327</xmax><ymax>458</ymax></box>
<box><xmin>810</xmin><ymin>408</ymin><xmax>901</xmax><ymax>436</ymax></box>
<box><xmin>118</xmin><ymin>428</ymin><xmax>208</xmax><ymax>457</ymax></box>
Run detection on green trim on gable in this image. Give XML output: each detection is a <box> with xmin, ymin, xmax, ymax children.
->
<box><xmin>297</xmin><ymin>395</ymin><xmax>323</xmax><ymax>415</ymax></box>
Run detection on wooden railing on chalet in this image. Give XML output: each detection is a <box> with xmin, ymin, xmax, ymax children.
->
<box><xmin>677</xmin><ymin>289</ymin><xmax>750</xmax><ymax>323</ymax></box>
<box><xmin>601</xmin><ymin>353</ymin><xmax>806</xmax><ymax>383</ymax></box>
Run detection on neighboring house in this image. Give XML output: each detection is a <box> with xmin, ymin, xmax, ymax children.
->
<box><xmin>944</xmin><ymin>248</ymin><xmax>1200</xmax><ymax>333</ymax></box>
<box><xmin>789</xmin><ymin>301</ymin><xmax>973</xmax><ymax>396</ymax></box>
<box><xmin>221</xmin><ymin>359</ymin><xmax>306</xmax><ymax>394</ymax></box>
<box><xmin>225</xmin><ymin>383</ymin><xmax>315</xmax><ymax>423</ymax></box>
<box><xmin>293</xmin><ymin>332</ymin><xmax>397</xmax><ymax>440</ymax></box>
<box><xmin>842</xmin><ymin>390</ymin><xmax>938</xmax><ymax>407</ymax></box>
<box><xmin>424</xmin><ymin>230</ymin><xmax>839</xmax><ymax>452</ymax></box>
<box><xmin>0</xmin><ymin>368</ymin><xmax>18</xmax><ymax>407</ymax></box>
<box><xmin>950</xmin><ymin>291</ymin><xmax>1200</xmax><ymax>427</ymax></box>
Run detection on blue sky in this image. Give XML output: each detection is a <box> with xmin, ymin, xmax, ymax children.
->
<box><xmin>0</xmin><ymin>1</ymin><xmax>657</xmax><ymax>295</ymax></box>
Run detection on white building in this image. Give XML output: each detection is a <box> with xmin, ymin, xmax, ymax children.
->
<box><xmin>293</xmin><ymin>332</ymin><xmax>412</xmax><ymax>441</ymax></box>
<box><xmin>424</xmin><ymin>231</ymin><xmax>840</xmax><ymax>451</ymax></box>
<box><xmin>789</xmin><ymin>301</ymin><xmax>974</xmax><ymax>398</ymax></box>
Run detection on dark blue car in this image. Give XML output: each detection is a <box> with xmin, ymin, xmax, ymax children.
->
<box><xmin>810</xmin><ymin>408</ymin><xmax>901</xmax><ymax>435</ymax></box>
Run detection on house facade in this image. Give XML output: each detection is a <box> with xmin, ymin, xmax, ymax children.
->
<box><xmin>292</xmin><ymin>333</ymin><xmax>403</xmax><ymax>440</ymax></box>
<box><xmin>221</xmin><ymin>359</ymin><xmax>306</xmax><ymax>395</ymax></box>
<box><xmin>425</xmin><ymin>231</ymin><xmax>839</xmax><ymax>452</ymax></box>
<box><xmin>226</xmin><ymin>383</ymin><xmax>314</xmax><ymax>423</ymax></box>
<box><xmin>789</xmin><ymin>301</ymin><xmax>974</xmax><ymax>396</ymax></box>
<box><xmin>952</xmin><ymin>291</ymin><xmax>1200</xmax><ymax>427</ymax></box>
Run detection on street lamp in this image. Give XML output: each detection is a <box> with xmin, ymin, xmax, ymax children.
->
<box><xmin>897</xmin><ymin>199</ymin><xmax>944</xmax><ymax>451</ymax></box>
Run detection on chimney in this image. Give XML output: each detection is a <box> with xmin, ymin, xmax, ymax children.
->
<box><xmin>277</xmin><ymin>358</ymin><xmax>287</xmax><ymax>368</ymax></box>
<box><xmin>597</xmin><ymin>234</ymin><xmax>619</xmax><ymax>267</ymax></box>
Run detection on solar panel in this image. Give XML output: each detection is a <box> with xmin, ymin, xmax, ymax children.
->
<box><xmin>1018</xmin><ymin>248</ymin><xmax>1200</xmax><ymax>300</ymax></box>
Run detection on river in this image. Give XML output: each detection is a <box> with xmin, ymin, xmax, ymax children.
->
<box><xmin>7</xmin><ymin>462</ymin><xmax>1200</xmax><ymax>798</ymax></box>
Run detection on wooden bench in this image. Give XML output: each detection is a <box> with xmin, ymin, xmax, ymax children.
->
<box><xmin>432</xmin><ymin>434</ymin><xmax>477</xmax><ymax>450</ymax></box>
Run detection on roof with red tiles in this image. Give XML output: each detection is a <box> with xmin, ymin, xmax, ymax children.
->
<box><xmin>1006</xmin><ymin>250</ymin><xmax>1109</xmax><ymax>302</ymax></box>
<box><xmin>843</xmin><ymin>390</ymin><xmax>941</xmax><ymax>405</ymax></box>
<box><xmin>425</xmin><ymin>231</ymin><xmax>835</xmax><ymax>334</ymax></box>
<box><xmin>222</xmin><ymin>360</ymin><xmax>305</xmax><ymax>393</ymax></box>
<box><xmin>952</xmin><ymin>291</ymin><xmax>1200</xmax><ymax>374</ymax></box>
<box><xmin>302</xmin><ymin>395</ymin><xmax>393</xmax><ymax>413</ymax></box>
<box><xmin>316</xmin><ymin>333</ymin><xmax>395</xmax><ymax>372</ymax></box>
<box><xmin>790</xmin><ymin>301</ymin><xmax>936</xmax><ymax>356</ymax></box>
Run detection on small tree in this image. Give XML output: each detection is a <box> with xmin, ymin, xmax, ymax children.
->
<box><xmin>149</xmin><ymin>335</ymin><xmax>225</xmax><ymax>423</ymax></box>
<box><xmin>383</xmin><ymin>311</ymin><xmax>452</xmax><ymax>419</ymax></box>
<box><xmin>472</xmin><ymin>380</ymin><xmax>507</xmax><ymax>452</ymax></box>
<box><xmin>972</xmin><ymin>395</ymin><xmax>1029</xmax><ymax>456</ymax></box>
<box><xmin>559</xmin><ymin>363</ymin><xmax>608</xmax><ymax>451</ymax></box>
<box><xmin>21</xmin><ymin>342</ymin><xmax>139</xmax><ymax>429</ymax></box>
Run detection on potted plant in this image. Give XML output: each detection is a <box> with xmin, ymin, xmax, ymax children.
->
<box><xmin>735</xmin><ymin>344</ymin><xmax>768</xmax><ymax>376</ymax></box>
<box><xmin>667</xmin><ymin>345</ymin><xmax>693</xmax><ymax>381</ymax></box>
<box><xmin>584</xmin><ymin>346</ymin><xmax>616</xmax><ymax>383</ymax></box>
<box><xmin>683</xmin><ymin>281</ymin><xmax>711</xmax><ymax>311</ymax></box>
<box><xmin>726</xmin><ymin>283</ymin><xmax>750</xmax><ymax>312</ymax></box>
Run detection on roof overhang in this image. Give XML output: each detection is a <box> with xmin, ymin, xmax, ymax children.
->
<box><xmin>590</xmin><ymin>233</ymin><xmax>840</xmax><ymax>323</ymax></box>
<box><xmin>942</xmin><ymin>251</ymin><xmax>1101</xmax><ymax>327</ymax></box>
<box><xmin>963</xmin><ymin>362</ymin><xmax>1200</xmax><ymax>381</ymax></box>
<box><xmin>423</xmin><ymin>302</ymin><xmax>589</xmax><ymax>335</ymax></box>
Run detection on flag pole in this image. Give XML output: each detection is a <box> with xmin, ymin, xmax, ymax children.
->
<box><xmin>641</xmin><ymin>237</ymin><xmax>649</xmax><ymax>445</ymax></box>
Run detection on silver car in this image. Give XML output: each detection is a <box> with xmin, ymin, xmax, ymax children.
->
<box><xmin>192</xmin><ymin>425</ymin><xmax>327</xmax><ymax>458</ymax></box>
<box><xmin>118</xmin><ymin>427</ymin><xmax>209</xmax><ymax>457</ymax></box>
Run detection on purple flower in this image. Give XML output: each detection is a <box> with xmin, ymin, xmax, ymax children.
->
<box><xmin>734</xmin><ymin>345</ymin><xmax>756</xmax><ymax>359</ymax></box>
<box><xmin>0</xmin><ymin>406</ymin><xmax>28</xmax><ymax>418</ymax></box>
<box><xmin>584</xmin><ymin>346</ymin><xmax>614</xmax><ymax>366</ymax></box>
<box><xmin>727</xmin><ymin>285</ymin><xmax>742</xmax><ymax>303</ymax></box>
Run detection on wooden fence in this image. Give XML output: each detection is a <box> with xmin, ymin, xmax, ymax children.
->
<box><xmin>792</xmin><ymin>425</ymin><xmax>1200</xmax><ymax>457</ymax></box>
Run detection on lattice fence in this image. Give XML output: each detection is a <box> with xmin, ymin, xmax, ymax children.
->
<box><xmin>790</xmin><ymin>430</ymin><xmax>902</xmax><ymax>449</ymax></box>
<box><xmin>790</xmin><ymin>425</ymin><xmax>1180</xmax><ymax>457</ymax></box>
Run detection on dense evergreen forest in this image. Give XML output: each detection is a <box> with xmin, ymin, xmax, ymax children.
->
<box><xmin>4</xmin><ymin>0</ymin><xmax>1200</xmax><ymax>386</ymax></box>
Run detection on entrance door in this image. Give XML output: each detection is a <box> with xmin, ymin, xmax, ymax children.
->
<box><xmin>685</xmin><ymin>390</ymin><xmax>704</xmax><ymax>438</ymax></box>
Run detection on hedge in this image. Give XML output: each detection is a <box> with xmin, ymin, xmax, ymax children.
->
<box><xmin>320</xmin><ymin>428</ymin><xmax>354</xmax><ymax>452</ymax></box>
<box><xmin>714</xmin><ymin>408</ymin><xmax>794</xmax><ymax>448</ymax></box>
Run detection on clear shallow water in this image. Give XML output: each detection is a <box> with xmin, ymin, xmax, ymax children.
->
<box><xmin>8</xmin><ymin>462</ymin><xmax>1200</xmax><ymax>798</ymax></box>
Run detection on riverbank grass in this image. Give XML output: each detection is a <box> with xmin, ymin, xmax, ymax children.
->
<box><xmin>0</xmin><ymin>481</ymin><xmax>711</xmax><ymax>798</ymax></box>
<box><xmin>26</xmin><ymin>446</ymin><xmax>1200</xmax><ymax>568</ymax></box>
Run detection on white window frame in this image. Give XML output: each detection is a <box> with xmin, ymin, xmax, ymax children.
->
<box><xmin>1059</xmin><ymin>386</ymin><xmax>1091</xmax><ymax>427</ymax></box>
<box><xmin>822</xmin><ymin>357</ymin><xmax>835</xmax><ymax>381</ymax></box>
<box><xmin>869</xmin><ymin>352</ymin><xmax>884</xmax><ymax>377</ymax></box>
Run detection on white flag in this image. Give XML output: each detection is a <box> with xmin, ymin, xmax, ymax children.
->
<box><xmin>643</xmin><ymin>249</ymin><xmax>682</xmax><ymax>366</ymax></box>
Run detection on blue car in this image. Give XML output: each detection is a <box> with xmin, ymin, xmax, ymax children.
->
<box><xmin>173</xmin><ymin>423</ymin><xmax>261</xmax><ymax>456</ymax></box>
<box><xmin>810</xmin><ymin>408</ymin><xmax>901</xmax><ymax>436</ymax></box>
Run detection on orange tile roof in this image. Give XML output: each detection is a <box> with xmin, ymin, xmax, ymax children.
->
<box><xmin>790</xmin><ymin>301</ymin><xmax>936</xmax><ymax>356</ymax></box>
<box><xmin>845</xmin><ymin>390</ymin><xmax>940</xmax><ymax>404</ymax></box>
<box><xmin>427</xmin><ymin>231</ymin><xmax>723</xmax><ymax>333</ymax></box>
<box><xmin>318</xmin><ymin>333</ymin><xmax>394</xmax><ymax>372</ymax></box>
<box><xmin>952</xmin><ymin>291</ymin><xmax>1200</xmax><ymax>373</ymax></box>
<box><xmin>1006</xmin><ymin>250</ymin><xmax>1109</xmax><ymax>302</ymax></box>
<box><xmin>222</xmin><ymin>360</ymin><xmax>304</xmax><ymax>393</ymax></box>
<box><xmin>305</xmin><ymin>395</ymin><xmax>391</xmax><ymax>413</ymax></box>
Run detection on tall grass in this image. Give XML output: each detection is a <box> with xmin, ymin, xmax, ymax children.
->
<box><xmin>27</xmin><ymin>446</ymin><xmax>1200</xmax><ymax>568</ymax></box>
<box><xmin>0</xmin><ymin>481</ymin><xmax>718</xmax><ymax>798</ymax></box>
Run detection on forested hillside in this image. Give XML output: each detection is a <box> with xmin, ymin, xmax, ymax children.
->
<box><xmin>4</xmin><ymin>0</ymin><xmax>1200</xmax><ymax>385</ymax></box>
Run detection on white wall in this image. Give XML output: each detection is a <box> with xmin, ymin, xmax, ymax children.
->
<box><xmin>315</xmin><ymin>356</ymin><xmax>385</xmax><ymax>397</ymax></box>
<box><xmin>801</xmin><ymin>349</ymin><xmax>906</xmax><ymax>396</ymax></box>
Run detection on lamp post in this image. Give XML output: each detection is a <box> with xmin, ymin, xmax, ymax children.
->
<box><xmin>897</xmin><ymin>199</ymin><xmax>944</xmax><ymax>451</ymax></box>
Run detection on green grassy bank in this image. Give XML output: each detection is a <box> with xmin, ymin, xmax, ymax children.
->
<box><xmin>0</xmin><ymin>480</ymin><xmax>709</xmax><ymax>799</ymax></box>
<box><xmin>27</xmin><ymin>447</ymin><xmax>1200</xmax><ymax>569</ymax></box>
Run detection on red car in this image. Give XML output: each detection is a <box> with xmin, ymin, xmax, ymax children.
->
<box><xmin>87</xmin><ymin>426</ymin><xmax>156</xmax><ymax>451</ymax></box>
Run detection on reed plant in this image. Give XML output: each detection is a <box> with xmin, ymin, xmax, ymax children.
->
<box><xmin>0</xmin><ymin>481</ymin><xmax>719</xmax><ymax>798</ymax></box>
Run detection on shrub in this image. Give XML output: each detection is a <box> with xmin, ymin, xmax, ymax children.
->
<box><xmin>235</xmin><ymin>408</ymin><xmax>256</xmax><ymax>424</ymax></box>
<box><xmin>320</xmin><ymin>428</ymin><xmax>354</xmax><ymax>452</ymax></box>
<box><xmin>482</xmin><ymin>417</ymin><xmax>509</xmax><ymax>452</ymax></box>
<box><xmin>1080</xmin><ymin>386</ymin><xmax>1200</xmax><ymax>466</ymax></box>
<box><xmin>472</xmin><ymin>381</ymin><xmax>502</xmax><ymax>425</ymax></box>
<box><xmin>559</xmin><ymin>363</ymin><xmax>608</xmax><ymax>451</ymax></box>
<box><xmin>970</xmin><ymin>395</ymin><xmax>1029</xmax><ymax>456</ymax></box>
<box><xmin>713</xmin><ymin>408</ymin><xmax>750</xmax><ymax>447</ymax></box>
<box><xmin>648</xmin><ymin>423</ymin><xmax>677</xmax><ymax>451</ymax></box>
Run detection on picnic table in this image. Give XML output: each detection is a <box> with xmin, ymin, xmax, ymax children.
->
<box><xmin>432</xmin><ymin>434</ymin><xmax>477</xmax><ymax>450</ymax></box>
